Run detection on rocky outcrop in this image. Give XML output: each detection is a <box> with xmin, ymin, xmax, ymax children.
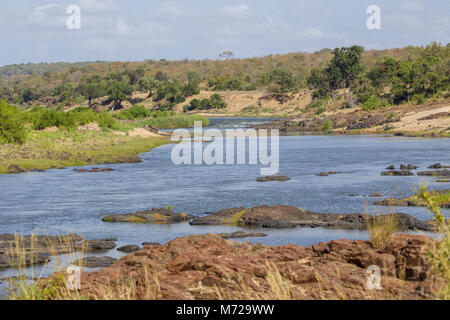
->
<box><xmin>381</xmin><ymin>170</ymin><xmax>414</xmax><ymax>176</ymax></box>
<box><xmin>256</xmin><ymin>175</ymin><xmax>290</xmax><ymax>182</ymax></box>
<box><xmin>214</xmin><ymin>231</ymin><xmax>267</xmax><ymax>239</ymax></box>
<box><xmin>189</xmin><ymin>205</ymin><xmax>435</xmax><ymax>231</ymax></box>
<box><xmin>7</xmin><ymin>165</ymin><xmax>25</xmax><ymax>174</ymax></box>
<box><xmin>78</xmin><ymin>234</ymin><xmax>441</xmax><ymax>300</ymax></box>
<box><xmin>375</xmin><ymin>190</ymin><xmax>450</xmax><ymax>209</ymax></box>
<box><xmin>103</xmin><ymin>208</ymin><xmax>192</xmax><ymax>224</ymax></box>
<box><xmin>428</xmin><ymin>163</ymin><xmax>450</xmax><ymax>169</ymax></box>
<box><xmin>72</xmin><ymin>256</ymin><xmax>117</xmax><ymax>268</ymax></box>
<box><xmin>117</xmin><ymin>245</ymin><xmax>141</xmax><ymax>253</ymax></box>
<box><xmin>316</xmin><ymin>171</ymin><xmax>338</xmax><ymax>176</ymax></box>
<box><xmin>74</xmin><ymin>168</ymin><xmax>115</xmax><ymax>173</ymax></box>
<box><xmin>78</xmin><ymin>238</ymin><xmax>117</xmax><ymax>251</ymax></box>
<box><xmin>418</xmin><ymin>170</ymin><xmax>450</xmax><ymax>177</ymax></box>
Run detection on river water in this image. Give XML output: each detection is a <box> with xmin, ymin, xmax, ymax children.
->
<box><xmin>0</xmin><ymin>118</ymin><xmax>449</xmax><ymax>287</ymax></box>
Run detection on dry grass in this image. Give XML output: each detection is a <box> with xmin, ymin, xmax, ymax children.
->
<box><xmin>366</xmin><ymin>214</ymin><xmax>398</xmax><ymax>250</ymax></box>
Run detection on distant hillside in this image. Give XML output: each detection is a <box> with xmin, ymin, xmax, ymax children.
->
<box><xmin>0</xmin><ymin>43</ymin><xmax>448</xmax><ymax>115</ymax></box>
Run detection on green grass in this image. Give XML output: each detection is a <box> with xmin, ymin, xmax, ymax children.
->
<box><xmin>129</xmin><ymin>115</ymin><xmax>210</xmax><ymax>129</ymax></box>
<box><xmin>0</xmin><ymin>129</ymin><xmax>168</xmax><ymax>174</ymax></box>
<box><xmin>225</xmin><ymin>210</ymin><xmax>247</xmax><ymax>226</ymax></box>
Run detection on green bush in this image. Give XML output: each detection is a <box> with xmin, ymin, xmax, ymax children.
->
<box><xmin>97</xmin><ymin>111</ymin><xmax>117</xmax><ymax>129</ymax></box>
<box><xmin>115</xmin><ymin>105</ymin><xmax>152</xmax><ymax>120</ymax></box>
<box><xmin>321</xmin><ymin>119</ymin><xmax>334</xmax><ymax>132</ymax></box>
<box><xmin>0</xmin><ymin>100</ymin><xmax>27</xmax><ymax>144</ymax></box>
<box><xmin>361</xmin><ymin>96</ymin><xmax>387</xmax><ymax>111</ymax></box>
<box><xmin>184</xmin><ymin>94</ymin><xmax>227</xmax><ymax>112</ymax></box>
<box><xmin>31</xmin><ymin>108</ymin><xmax>76</xmax><ymax>130</ymax></box>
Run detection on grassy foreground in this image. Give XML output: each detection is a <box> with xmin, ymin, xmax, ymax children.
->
<box><xmin>0</xmin><ymin>129</ymin><xmax>168</xmax><ymax>174</ymax></box>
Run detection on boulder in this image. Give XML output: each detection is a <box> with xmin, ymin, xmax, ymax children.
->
<box><xmin>418</xmin><ymin>170</ymin><xmax>450</xmax><ymax>177</ymax></box>
<box><xmin>72</xmin><ymin>256</ymin><xmax>117</xmax><ymax>268</ymax></box>
<box><xmin>214</xmin><ymin>231</ymin><xmax>267</xmax><ymax>239</ymax></box>
<box><xmin>7</xmin><ymin>165</ymin><xmax>24</xmax><ymax>174</ymax></box>
<box><xmin>256</xmin><ymin>175</ymin><xmax>290</xmax><ymax>182</ymax></box>
<box><xmin>74</xmin><ymin>168</ymin><xmax>115</xmax><ymax>173</ymax></box>
<box><xmin>117</xmin><ymin>245</ymin><xmax>140</xmax><ymax>253</ymax></box>
<box><xmin>381</xmin><ymin>170</ymin><xmax>414</xmax><ymax>176</ymax></box>
<box><xmin>103</xmin><ymin>208</ymin><xmax>192</xmax><ymax>224</ymax></box>
<box><xmin>189</xmin><ymin>205</ymin><xmax>434</xmax><ymax>231</ymax></box>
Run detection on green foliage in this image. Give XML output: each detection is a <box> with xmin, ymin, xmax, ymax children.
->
<box><xmin>97</xmin><ymin>111</ymin><xmax>117</xmax><ymax>130</ymax></box>
<box><xmin>361</xmin><ymin>96</ymin><xmax>388</xmax><ymax>111</ymax></box>
<box><xmin>0</xmin><ymin>100</ymin><xmax>27</xmax><ymax>144</ymax></box>
<box><xmin>155</xmin><ymin>81</ymin><xmax>186</xmax><ymax>110</ymax></box>
<box><xmin>308</xmin><ymin>46</ymin><xmax>364</xmax><ymax>94</ymax></box>
<box><xmin>115</xmin><ymin>105</ymin><xmax>152</xmax><ymax>120</ymax></box>
<box><xmin>320</xmin><ymin>119</ymin><xmax>334</xmax><ymax>132</ymax></box>
<box><xmin>268</xmin><ymin>68</ymin><xmax>297</xmax><ymax>93</ymax></box>
<box><xmin>107</xmin><ymin>76</ymin><xmax>134</xmax><ymax>110</ymax></box>
<box><xmin>184</xmin><ymin>94</ymin><xmax>227</xmax><ymax>112</ymax></box>
<box><xmin>30</xmin><ymin>108</ymin><xmax>76</xmax><ymax>130</ymax></box>
<box><xmin>77</xmin><ymin>75</ymin><xmax>104</xmax><ymax>108</ymax></box>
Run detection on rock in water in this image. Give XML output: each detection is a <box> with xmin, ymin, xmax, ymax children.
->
<box><xmin>381</xmin><ymin>170</ymin><xmax>414</xmax><ymax>176</ymax></box>
<box><xmin>103</xmin><ymin>208</ymin><xmax>192</xmax><ymax>224</ymax></box>
<box><xmin>189</xmin><ymin>205</ymin><xmax>435</xmax><ymax>231</ymax></box>
<box><xmin>117</xmin><ymin>245</ymin><xmax>140</xmax><ymax>253</ymax></box>
<box><xmin>256</xmin><ymin>175</ymin><xmax>290</xmax><ymax>182</ymax></box>
<box><xmin>72</xmin><ymin>256</ymin><xmax>117</xmax><ymax>268</ymax></box>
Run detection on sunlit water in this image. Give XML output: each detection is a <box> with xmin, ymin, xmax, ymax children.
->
<box><xmin>1</xmin><ymin>118</ymin><xmax>449</xmax><ymax>294</ymax></box>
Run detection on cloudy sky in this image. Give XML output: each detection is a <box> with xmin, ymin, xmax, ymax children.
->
<box><xmin>1</xmin><ymin>0</ymin><xmax>449</xmax><ymax>66</ymax></box>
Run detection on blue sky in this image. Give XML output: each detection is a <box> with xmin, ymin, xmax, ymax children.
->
<box><xmin>1</xmin><ymin>0</ymin><xmax>449</xmax><ymax>66</ymax></box>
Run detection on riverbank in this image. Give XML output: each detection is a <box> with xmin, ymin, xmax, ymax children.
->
<box><xmin>0</xmin><ymin>129</ymin><xmax>168</xmax><ymax>174</ymax></box>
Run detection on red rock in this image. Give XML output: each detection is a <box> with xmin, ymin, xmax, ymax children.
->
<box><xmin>78</xmin><ymin>234</ymin><xmax>442</xmax><ymax>300</ymax></box>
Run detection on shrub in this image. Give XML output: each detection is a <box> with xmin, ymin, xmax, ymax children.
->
<box><xmin>97</xmin><ymin>111</ymin><xmax>117</xmax><ymax>129</ymax></box>
<box><xmin>115</xmin><ymin>105</ymin><xmax>152</xmax><ymax>120</ymax></box>
<box><xmin>184</xmin><ymin>94</ymin><xmax>227</xmax><ymax>112</ymax></box>
<box><xmin>31</xmin><ymin>108</ymin><xmax>76</xmax><ymax>130</ymax></box>
<box><xmin>320</xmin><ymin>119</ymin><xmax>333</xmax><ymax>132</ymax></box>
<box><xmin>0</xmin><ymin>100</ymin><xmax>27</xmax><ymax>144</ymax></box>
<box><xmin>361</xmin><ymin>96</ymin><xmax>387</xmax><ymax>111</ymax></box>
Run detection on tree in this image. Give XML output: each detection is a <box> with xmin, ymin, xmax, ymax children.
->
<box><xmin>269</xmin><ymin>69</ymin><xmax>296</xmax><ymax>96</ymax></box>
<box><xmin>138</xmin><ymin>77</ymin><xmax>160</xmax><ymax>98</ymax></box>
<box><xmin>107</xmin><ymin>78</ymin><xmax>133</xmax><ymax>110</ymax></box>
<box><xmin>325</xmin><ymin>46</ymin><xmax>364</xmax><ymax>89</ymax></box>
<box><xmin>155</xmin><ymin>71</ymin><xmax>168</xmax><ymax>82</ymax></box>
<box><xmin>78</xmin><ymin>75</ymin><xmax>104</xmax><ymax>108</ymax></box>
<box><xmin>218</xmin><ymin>51</ymin><xmax>234</xmax><ymax>60</ymax></box>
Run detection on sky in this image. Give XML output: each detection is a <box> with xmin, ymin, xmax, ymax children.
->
<box><xmin>0</xmin><ymin>0</ymin><xmax>449</xmax><ymax>66</ymax></box>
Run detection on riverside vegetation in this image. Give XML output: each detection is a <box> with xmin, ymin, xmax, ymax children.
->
<box><xmin>0</xmin><ymin>100</ymin><xmax>209</xmax><ymax>173</ymax></box>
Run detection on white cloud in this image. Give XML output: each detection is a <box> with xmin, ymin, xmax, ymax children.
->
<box><xmin>220</xmin><ymin>4</ymin><xmax>250</xmax><ymax>17</ymax></box>
<box><xmin>79</xmin><ymin>0</ymin><xmax>119</xmax><ymax>13</ymax></box>
<box><xmin>302</xmin><ymin>27</ymin><xmax>324</xmax><ymax>39</ymax></box>
<box><xmin>297</xmin><ymin>27</ymin><xmax>347</xmax><ymax>41</ymax></box>
<box><xmin>114</xmin><ymin>18</ymin><xmax>134</xmax><ymax>37</ymax></box>
<box><xmin>158</xmin><ymin>1</ymin><xmax>183</xmax><ymax>16</ymax></box>
<box><xmin>29</xmin><ymin>4</ymin><xmax>66</xmax><ymax>27</ymax></box>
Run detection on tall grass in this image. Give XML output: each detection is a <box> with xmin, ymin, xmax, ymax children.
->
<box><xmin>417</xmin><ymin>184</ymin><xmax>450</xmax><ymax>299</ymax></box>
<box><xmin>4</xmin><ymin>234</ymin><xmax>87</xmax><ymax>300</ymax></box>
<box><xmin>366</xmin><ymin>214</ymin><xmax>398</xmax><ymax>250</ymax></box>
<box><xmin>131</xmin><ymin>115</ymin><xmax>210</xmax><ymax>129</ymax></box>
